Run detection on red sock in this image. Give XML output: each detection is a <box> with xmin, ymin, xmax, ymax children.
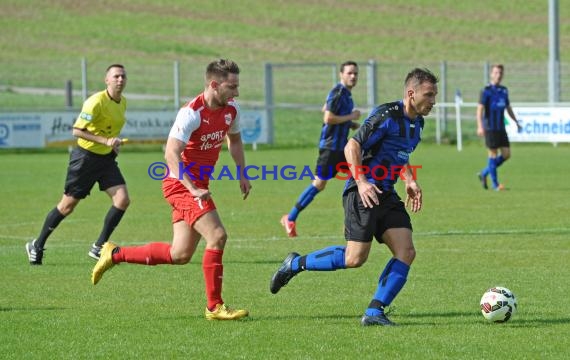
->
<box><xmin>112</xmin><ymin>242</ymin><xmax>173</xmax><ymax>265</ymax></box>
<box><xmin>203</xmin><ymin>249</ymin><xmax>224</xmax><ymax>310</ymax></box>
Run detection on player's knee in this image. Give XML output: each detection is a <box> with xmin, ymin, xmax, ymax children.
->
<box><xmin>394</xmin><ymin>246</ymin><xmax>416</xmax><ymax>265</ymax></box>
<box><xmin>118</xmin><ymin>198</ymin><xmax>131</xmax><ymax>209</ymax></box>
<box><xmin>502</xmin><ymin>153</ymin><xmax>511</xmax><ymax>161</ymax></box>
<box><xmin>57</xmin><ymin>202</ymin><xmax>77</xmax><ymax>216</ymax></box>
<box><xmin>114</xmin><ymin>195</ymin><xmax>130</xmax><ymax>210</ymax></box>
<box><xmin>313</xmin><ymin>180</ymin><xmax>327</xmax><ymax>191</ymax></box>
<box><xmin>59</xmin><ymin>207</ymin><xmax>73</xmax><ymax>216</ymax></box>
<box><xmin>209</xmin><ymin>227</ymin><xmax>228</xmax><ymax>248</ymax></box>
<box><xmin>402</xmin><ymin>247</ymin><xmax>416</xmax><ymax>265</ymax></box>
<box><xmin>175</xmin><ymin>255</ymin><xmax>192</xmax><ymax>265</ymax></box>
<box><xmin>171</xmin><ymin>250</ymin><xmax>193</xmax><ymax>264</ymax></box>
<box><xmin>345</xmin><ymin>253</ymin><xmax>368</xmax><ymax>268</ymax></box>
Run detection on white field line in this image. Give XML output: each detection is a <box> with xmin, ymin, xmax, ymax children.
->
<box><xmin>1</xmin><ymin>225</ymin><xmax>569</xmax><ymax>245</ymax></box>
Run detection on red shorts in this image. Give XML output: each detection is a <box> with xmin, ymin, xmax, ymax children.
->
<box><xmin>165</xmin><ymin>192</ymin><xmax>217</xmax><ymax>226</ymax></box>
<box><xmin>162</xmin><ymin>178</ymin><xmax>216</xmax><ymax>226</ymax></box>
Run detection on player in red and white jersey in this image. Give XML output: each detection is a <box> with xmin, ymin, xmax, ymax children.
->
<box><xmin>163</xmin><ymin>90</ymin><xmax>241</xmax><ymax>194</ymax></box>
<box><xmin>92</xmin><ymin>59</ymin><xmax>252</xmax><ymax>321</ymax></box>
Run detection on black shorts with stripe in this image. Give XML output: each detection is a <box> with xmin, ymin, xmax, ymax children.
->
<box><xmin>315</xmin><ymin>149</ymin><xmax>349</xmax><ymax>180</ymax></box>
<box><xmin>485</xmin><ymin>130</ymin><xmax>510</xmax><ymax>149</ymax></box>
<box><xmin>343</xmin><ymin>189</ymin><xmax>412</xmax><ymax>243</ymax></box>
<box><xmin>64</xmin><ymin>147</ymin><xmax>126</xmax><ymax>199</ymax></box>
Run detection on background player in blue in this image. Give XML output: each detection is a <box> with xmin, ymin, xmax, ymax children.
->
<box><xmin>280</xmin><ymin>61</ymin><xmax>361</xmax><ymax>237</ymax></box>
<box><xmin>476</xmin><ymin>64</ymin><xmax>522</xmax><ymax>191</ymax></box>
<box><xmin>270</xmin><ymin>68</ymin><xmax>438</xmax><ymax>326</ymax></box>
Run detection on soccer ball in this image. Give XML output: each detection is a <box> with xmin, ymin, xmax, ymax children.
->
<box><xmin>480</xmin><ymin>287</ymin><xmax>517</xmax><ymax>323</ymax></box>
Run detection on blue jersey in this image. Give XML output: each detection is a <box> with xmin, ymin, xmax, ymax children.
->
<box><xmin>344</xmin><ymin>100</ymin><xmax>424</xmax><ymax>194</ymax></box>
<box><xmin>479</xmin><ymin>84</ymin><xmax>510</xmax><ymax>132</ymax></box>
<box><xmin>319</xmin><ymin>83</ymin><xmax>355</xmax><ymax>151</ymax></box>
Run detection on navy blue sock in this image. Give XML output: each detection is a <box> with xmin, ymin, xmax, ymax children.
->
<box><xmin>481</xmin><ymin>158</ymin><xmax>490</xmax><ymax>178</ymax></box>
<box><xmin>364</xmin><ymin>300</ymin><xmax>385</xmax><ymax>317</ymax></box>
<box><xmin>365</xmin><ymin>258</ymin><xmax>410</xmax><ymax>316</ymax></box>
<box><xmin>288</xmin><ymin>184</ymin><xmax>320</xmax><ymax>221</ymax></box>
<box><xmin>495</xmin><ymin>155</ymin><xmax>505</xmax><ymax>167</ymax></box>
<box><xmin>488</xmin><ymin>157</ymin><xmax>499</xmax><ymax>188</ymax></box>
<box><xmin>291</xmin><ymin>245</ymin><xmax>346</xmax><ymax>272</ymax></box>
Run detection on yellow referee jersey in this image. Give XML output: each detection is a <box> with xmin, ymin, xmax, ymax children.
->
<box><xmin>73</xmin><ymin>90</ymin><xmax>127</xmax><ymax>155</ymax></box>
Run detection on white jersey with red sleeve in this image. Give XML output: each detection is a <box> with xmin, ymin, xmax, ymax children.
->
<box><xmin>166</xmin><ymin>93</ymin><xmax>240</xmax><ymax>189</ymax></box>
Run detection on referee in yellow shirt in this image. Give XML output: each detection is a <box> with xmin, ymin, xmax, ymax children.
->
<box><xmin>26</xmin><ymin>64</ymin><xmax>130</xmax><ymax>264</ymax></box>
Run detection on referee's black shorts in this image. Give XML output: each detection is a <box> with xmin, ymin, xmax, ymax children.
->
<box><xmin>64</xmin><ymin>147</ymin><xmax>126</xmax><ymax>199</ymax></box>
<box><xmin>314</xmin><ymin>149</ymin><xmax>349</xmax><ymax>180</ymax></box>
<box><xmin>343</xmin><ymin>188</ymin><xmax>412</xmax><ymax>243</ymax></box>
<box><xmin>485</xmin><ymin>130</ymin><xmax>510</xmax><ymax>149</ymax></box>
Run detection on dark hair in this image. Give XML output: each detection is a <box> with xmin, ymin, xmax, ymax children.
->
<box><xmin>404</xmin><ymin>68</ymin><xmax>438</xmax><ymax>88</ymax></box>
<box><xmin>340</xmin><ymin>61</ymin><xmax>358</xmax><ymax>73</ymax></box>
<box><xmin>106</xmin><ymin>64</ymin><xmax>125</xmax><ymax>73</ymax></box>
<box><xmin>206</xmin><ymin>59</ymin><xmax>240</xmax><ymax>81</ymax></box>
<box><xmin>492</xmin><ymin>64</ymin><xmax>504</xmax><ymax>71</ymax></box>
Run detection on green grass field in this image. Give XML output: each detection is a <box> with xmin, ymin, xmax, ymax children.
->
<box><xmin>2</xmin><ymin>1</ymin><xmax>565</xmax><ymax>64</ymax></box>
<box><xmin>2</xmin><ymin>1</ymin><xmax>570</xmax><ymax>358</ymax></box>
<box><xmin>2</xmin><ymin>0</ymin><xmax>570</xmax><ymax>111</ymax></box>
<box><xmin>1</xmin><ymin>143</ymin><xmax>569</xmax><ymax>359</ymax></box>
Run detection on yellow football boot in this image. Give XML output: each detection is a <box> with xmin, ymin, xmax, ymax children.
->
<box><xmin>205</xmin><ymin>304</ymin><xmax>249</xmax><ymax>320</ymax></box>
<box><xmin>91</xmin><ymin>242</ymin><xmax>118</xmax><ymax>285</ymax></box>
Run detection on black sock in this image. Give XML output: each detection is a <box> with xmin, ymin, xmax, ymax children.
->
<box><xmin>95</xmin><ymin>206</ymin><xmax>125</xmax><ymax>247</ymax></box>
<box><xmin>367</xmin><ymin>299</ymin><xmax>385</xmax><ymax>313</ymax></box>
<box><xmin>35</xmin><ymin>207</ymin><xmax>66</xmax><ymax>249</ymax></box>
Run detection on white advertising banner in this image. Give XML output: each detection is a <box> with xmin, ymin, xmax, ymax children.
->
<box><xmin>0</xmin><ymin>109</ymin><xmax>269</xmax><ymax>148</ymax></box>
<box><xmin>43</xmin><ymin>111</ymin><xmax>176</xmax><ymax>144</ymax></box>
<box><xmin>507</xmin><ymin>107</ymin><xmax>570</xmax><ymax>143</ymax></box>
<box><xmin>44</xmin><ymin>112</ymin><xmax>84</xmax><ymax>143</ymax></box>
<box><xmin>0</xmin><ymin>113</ymin><xmax>44</xmax><ymax>148</ymax></box>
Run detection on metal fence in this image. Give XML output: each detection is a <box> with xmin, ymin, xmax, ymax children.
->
<box><xmin>1</xmin><ymin>59</ymin><xmax>569</xmax><ymax>144</ymax></box>
<box><xmin>1</xmin><ymin>59</ymin><xmax>568</xmax><ymax>106</ymax></box>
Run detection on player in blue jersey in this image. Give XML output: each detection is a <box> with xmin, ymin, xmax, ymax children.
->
<box><xmin>270</xmin><ymin>68</ymin><xmax>438</xmax><ymax>326</ymax></box>
<box><xmin>280</xmin><ymin>61</ymin><xmax>361</xmax><ymax>237</ymax></box>
<box><xmin>476</xmin><ymin>64</ymin><xmax>522</xmax><ymax>191</ymax></box>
